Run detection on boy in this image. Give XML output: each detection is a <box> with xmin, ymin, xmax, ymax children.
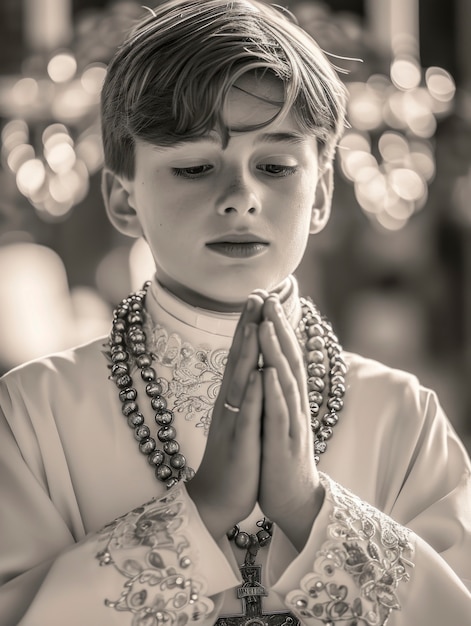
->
<box><xmin>0</xmin><ymin>1</ymin><xmax>470</xmax><ymax>624</ymax></box>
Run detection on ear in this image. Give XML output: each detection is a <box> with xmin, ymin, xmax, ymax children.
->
<box><xmin>310</xmin><ymin>164</ymin><xmax>334</xmax><ymax>234</ymax></box>
<box><xmin>101</xmin><ymin>168</ymin><xmax>143</xmax><ymax>238</ymax></box>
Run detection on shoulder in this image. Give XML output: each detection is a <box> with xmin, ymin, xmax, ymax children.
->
<box><xmin>0</xmin><ymin>336</ymin><xmax>110</xmax><ymax>400</ymax></box>
<box><xmin>342</xmin><ymin>351</ymin><xmax>438</xmax><ymax>422</ymax></box>
<box><xmin>344</xmin><ymin>351</ymin><xmax>421</xmax><ymax>388</ymax></box>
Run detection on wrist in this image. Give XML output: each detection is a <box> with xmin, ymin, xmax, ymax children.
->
<box><xmin>275</xmin><ymin>484</ymin><xmax>325</xmax><ymax>552</ymax></box>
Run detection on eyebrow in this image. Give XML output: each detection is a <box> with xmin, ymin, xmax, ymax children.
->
<box><xmin>151</xmin><ymin>130</ymin><xmax>306</xmax><ymax>151</ymax></box>
<box><xmin>255</xmin><ymin>131</ymin><xmax>306</xmax><ymax>145</ymax></box>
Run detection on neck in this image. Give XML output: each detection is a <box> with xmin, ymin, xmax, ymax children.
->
<box><xmin>155</xmin><ymin>275</ymin><xmax>295</xmax><ymax>314</ymax></box>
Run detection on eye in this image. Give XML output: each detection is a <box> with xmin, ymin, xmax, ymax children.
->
<box><xmin>172</xmin><ymin>164</ymin><xmax>213</xmax><ymax>179</ymax></box>
<box><xmin>257</xmin><ymin>164</ymin><xmax>298</xmax><ymax>177</ymax></box>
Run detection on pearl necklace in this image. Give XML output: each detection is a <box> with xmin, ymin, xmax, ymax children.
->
<box><xmin>108</xmin><ymin>283</ymin><xmax>347</xmax><ymax>557</ymax></box>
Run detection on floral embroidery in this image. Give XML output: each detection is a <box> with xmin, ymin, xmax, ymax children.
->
<box><xmin>286</xmin><ymin>473</ymin><xmax>414</xmax><ymax>625</ymax></box>
<box><xmin>149</xmin><ymin>324</ymin><xmax>228</xmax><ymax>435</ymax></box>
<box><xmin>96</xmin><ymin>486</ymin><xmax>214</xmax><ymax>625</ymax></box>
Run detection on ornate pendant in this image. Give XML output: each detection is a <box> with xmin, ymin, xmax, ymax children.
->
<box><xmin>214</xmin><ymin>564</ymin><xmax>300</xmax><ymax>626</ymax></box>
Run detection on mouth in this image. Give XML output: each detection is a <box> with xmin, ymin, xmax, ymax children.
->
<box><xmin>206</xmin><ymin>235</ymin><xmax>269</xmax><ymax>259</ymax></box>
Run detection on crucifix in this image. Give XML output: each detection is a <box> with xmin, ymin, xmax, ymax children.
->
<box><xmin>215</xmin><ymin>535</ymin><xmax>300</xmax><ymax>626</ymax></box>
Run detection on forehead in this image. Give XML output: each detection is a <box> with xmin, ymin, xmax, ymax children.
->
<box><xmin>223</xmin><ymin>72</ymin><xmax>286</xmax><ymax>130</ymax></box>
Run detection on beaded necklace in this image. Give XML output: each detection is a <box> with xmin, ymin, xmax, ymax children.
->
<box><xmin>108</xmin><ymin>282</ymin><xmax>347</xmax><ymax>562</ymax></box>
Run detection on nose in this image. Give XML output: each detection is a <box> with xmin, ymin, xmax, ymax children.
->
<box><xmin>215</xmin><ymin>172</ymin><xmax>261</xmax><ymax>216</ymax></box>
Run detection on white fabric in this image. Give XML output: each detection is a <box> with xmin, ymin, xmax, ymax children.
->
<box><xmin>0</xmin><ymin>275</ymin><xmax>470</xmax><ymax>625</ymax></box>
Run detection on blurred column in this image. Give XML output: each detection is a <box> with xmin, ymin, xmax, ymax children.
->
<box><xmin>23</xmin><ymin>0</ymin><xmax>72</xmax><ymax>51</ymax></box>
<box><xmin>456</xmin><ymin>0</ymin><xmax>471</xmax><ymax>408</ymax></box>
<box><xmin>457</xmin><ymin>0</ymin><xmax>471</xmax><ymax>91</ymax></box>
<box><xmin>366</xmin><ymin>0</ymin><xmax>420</xmax><ymax>58</ymax></box>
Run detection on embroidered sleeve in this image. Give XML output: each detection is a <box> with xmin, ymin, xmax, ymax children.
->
<box><xmin>95</xmin><ymin>485</ymin><xmax>215</xmax><ymax>624</ymax></box>
<box><xmin>284</xmin><ymin>473</ymin><xmax>414</xmax><ymax>625</ymax></box>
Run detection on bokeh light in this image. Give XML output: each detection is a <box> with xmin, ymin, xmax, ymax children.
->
<box><xmin>47</xmin><ymin>52</ymin><xmax>77</xmax><ymax>83</ymax></box>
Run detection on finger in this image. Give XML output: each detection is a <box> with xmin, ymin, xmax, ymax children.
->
<box><xmin>262</xmin><ymin>366</ymin><xmax>290</xmax><ymax>441</ymax></box>
<box><xmin>217</xmin><ymin>294</ymin><xmax>264</xmax><ymax>404</ymax></box>
<box><xmin>262</xmin><ymin>296</ymin><xmax>309</xmax><ymax>413</ymax></box>
<box><xmin>233</xmin><ymin>369</ymin><xmax>263</xmax><ymax>443</ymax></box>
<box><xmin>224</xmin><ymin>322</ymin><xmax>260</xmax><ymax>410</ymax></box>
<box><xmin>259</xmin><ymin>322</ymin><xmax>304</xmax><ymax>439</ymax></box>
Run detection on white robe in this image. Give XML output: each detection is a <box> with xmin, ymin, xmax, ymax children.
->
<box><xmin>1</xmin><ymin>277</ymin><xmax>470</xmax><ymax>625</ymax></box>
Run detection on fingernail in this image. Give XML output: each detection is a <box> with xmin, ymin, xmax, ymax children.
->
<box><xmin>246</xmin><ymin>297</ymin><xmax>255</xmax><ymax>312</ymax></box>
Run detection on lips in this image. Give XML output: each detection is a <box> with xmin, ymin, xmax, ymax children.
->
<box><xmin>206</xmin><ymin>234</ymin><xmax>269</xmax><ymax>258</ymax></box>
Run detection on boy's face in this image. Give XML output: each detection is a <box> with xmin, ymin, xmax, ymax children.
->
<box><xmin>107</xmin><ymin>74</ymin><xmax>332</xmax><ymax>311</ymax></box>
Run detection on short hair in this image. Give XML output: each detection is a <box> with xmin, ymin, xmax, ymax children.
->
<box><xmin>101</xmin><ymin>0</ymin><xmax>347</xmax><ymax>178</ymax></box>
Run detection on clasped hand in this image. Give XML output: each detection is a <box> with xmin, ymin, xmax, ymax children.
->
<box><xmin>187</xmin><ymin>293</ymin><xmax>324</xmax><ymax>552</ymax></box>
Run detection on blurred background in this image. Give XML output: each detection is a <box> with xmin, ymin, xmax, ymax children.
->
<box><xmin>0</xmin><ymin>0</ymin><xmax>470</xmax><ymax>453</ymax></box>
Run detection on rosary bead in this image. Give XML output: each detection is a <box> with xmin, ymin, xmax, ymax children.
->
<box><xmin>307</xmin><ymin>363</ymin><xmax>326</xmax><ymax>378</ymax></box>
<box><xmin>146</xmin><ymin>382</ymin><xmax>163</xmax><ymax>397</ymax></box>
<box><xmin>234</xmin><ymin>531</ymin><xmax>251</xmax><ymax>549</ymax></box>
<box><xmin>164</xmin><ymin>440</ymin><xmax>180</xmax><ymax>455</ymax></box>
<box><xmin>158</xmin><ymin>426</ymin><xmax>177</xmax><ymax>442</ymax></box>
<box><xmin>329</xmin><ymin>354</ymin><xmax>342</xmax><ymax>367</ymax></box>
<box><xmin>111</xmin><ymin>363</ymin><xmax>128</xmax><ymax>377</ymax></box>
<box><xmin>308</xmin><ymin>377</ymin><xmax>325</xmax><ymax>392</ymax></box>
<box><xmin>260</xmin><ymin>519</ymin><xmax>273</xmax><ymax>532</ymax></box>
<box><xmin>227</xmin><ymin>525</ymin><xmax>239</xmax><ymax>540</ymax></box>
<box><xmin>122</xmin><ymin>401</ymin><xmax>138</xmax><ymax>416</ymax></box>
<box><xmin>111</xmin><ymin>333</ymin><xmax>124</xmax><ymax>345</ymax></box>
<box><xmin>170</xmin><ymin>453</ymin><xmax>186</xmax><ymax>469</ymax></box>
<box><xmin>314</xmin><ymin>440</ymin><xmax>327</xmax><ymax>454</ymax></box>
<box><xmin>128</xmin><ymin>412</ymin><xmax>144</xmax><ymax>427</ymax></box>
<box><xmin>180</xmin><ymin>556</ymin><xmax>192</xmax><ymax>568</ymax></box>
<box><xmin>327</xmin><ymin>345</ymin><xmax>338</xmax><ymax>359</ymax></box>
<box><xmin>111</xmin><ymin>350</ymin><xmax>128</xmax><ymax>363</ymax></box>
<box><xmin>136</xmin><ymin>354</ymin><xmax>152</xmax><ymax>368</ymax></box>
<box><xmin>151</xmin><ymin>396</ymin><xmax>167</xmax><ymax>411</ymax></box>
<box><xmin>129</xmin><ymin>295</ymin><xmax>142</xmax><ymax>311</ymax></box>
<box><xmin>134</xmin><ymin>424</ymin><xmax>151</xmax><ymax>441</ymax></box>
<box><xmin>330</xmin><ymin>382</ymin><xmax>346</xmax><ymax>396</ymax></box>
<box><xmin>127</xmin><ymin>312</ymin><xmax>143</xmax><ymax>325</ymax></box>
<box><xmin>332</xmin><ymin>362</ymin><xmax>348</xmax><ymax>376</ymax></box>
<box><xmin>179</xmin><ymin>466</ymin><xmax>195</xmax><ymax>482</ymax></box>
<box><xmin>309</xmin><ymin>402</ymin><xmax>320</xmax><ymax>415</ymax></box>
<box><xmin>113</xmin><ymin>319</ymin><xmax>126</xmax><ymax>333</ymax></box>
<box><xmin>132</xmin><ymin>342</ymin><xmax>147</xmax><ymax>356</ymax></box>
<box><xmin>166</xmin><ymin>477</ymin><xmax>179</xmax><ymax>489</ymax></box>
<box><xmin>327</xmin><ymin>397</ymin><xmax>343</xmax><ymax>412</ymax></box>
<box><xmin>141</xmin><ymin>367</ymin><xmax>156</xmax><ymax>382</ymax></box>
<box><xmin>128</xmin><ymin>330</ymin><xmax>145</xmax><ymax>343</ymax></box>
<box><xmin>148</xmin><ymin>449</ymin><xmax>165</xmax><ymax>466</ymax></box>
<box><xmin>308</xmin><ymin>391</ymin><xmax>323</xmax><ymax>405</ymax></box>
<box><xmin>306</xmin><ymin>336</ymin><xmax>325</xmax><ymax>351</ymax></box>
<box><xmin>322</xmin><ymin>413</ymin><xmax>338</xmax><ymax>427</ymax></box>
<box><xmin>318</xmin><ymin>426</ymin><xmax>333</xmax><ymax>440</ymax></box>
<box><xmin>311</xmin><ymin>418</ymin><xmax>320</xmax><ymax>431</ymax></box>
<box><xmin>307</xmin><ymin>350</ymin><xmax>324</xmax><ymax>364</ymax></box>
<box><xmin>116</xmin><ymin>305</ymin><xmax>129</xmax><ymax>318</ymax></box>
<box><xmin>139</xmin><ymin>437</ymin><xmax>156</xmax><ymax>455</ymax></box>
<box><xmin>116</xmin><ymin>374</ymin><xmax>132</xmax><ymax>389</ymax></box>
<box><xmin>256</xmin><ymin>529</ymin><xmax>271</xmax><ymax>547</ymax></box>
<box><xmin>155</xmin><ymin>464</ymin><xmax>172</xmax><ymax>481</ymax></box>
<box><xmin>155</xmin><ymin>410</ymin><xmax>174</xmax><ymax>426</ymax></box>
<box><xmin>119</xmin><ymin>387</ymin><xmax>137</xmax><ymax>402</ymax></box>
<box><xmin>306</xmin><ymin>323</ymin><xmax>324</xmax><ymax>338</ymax></box>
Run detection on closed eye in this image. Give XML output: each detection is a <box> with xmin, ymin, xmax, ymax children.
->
<box><xmin>257</xmin><ymin>164</ymin><xmax>298</xmax><ymax>177</ymax></box>
<box><xmin>172</xmin><ymin>165</ymin><xmax>213</xmax><ymax>179</ymax></box>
